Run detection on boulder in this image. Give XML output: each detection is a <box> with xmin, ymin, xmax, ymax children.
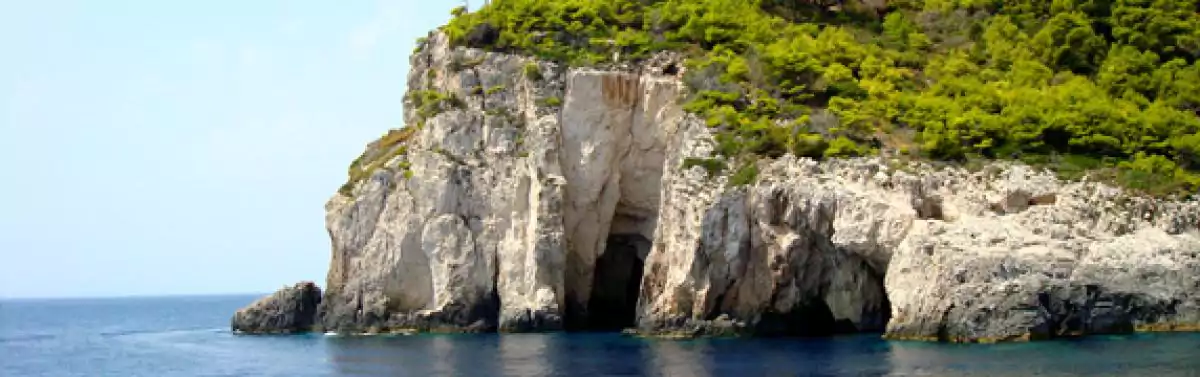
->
<box><xmin>231</xmin><ymin>281</ymin><xmax>322</xmax><ymax>334</ymax></box>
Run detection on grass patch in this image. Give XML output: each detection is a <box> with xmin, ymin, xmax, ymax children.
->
<box><xmin>340</xmin><ymin>128</ymin><xmax>417</xmax><ymax>196</ymax></box>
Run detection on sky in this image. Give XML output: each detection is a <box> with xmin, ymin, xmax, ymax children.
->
<box><xmin>0</xmin><ymin>0</ymin><xmax>469</xmax><ymax>299</ymax></box>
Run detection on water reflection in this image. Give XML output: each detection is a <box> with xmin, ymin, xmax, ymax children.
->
<box><xmin>497</xmin><ymin>334</ymin><xmax>553</xmax><ymax>377</ymax></box>
<box><xmin>527</xmin><ymin>333</ymin><xmax>651</xmax><ymax>376</ymax></box>
<box><xmin>319</xmin><ymin>332</ymin><xmax>1200</xmax><ymax>376</ymax></box>
<box><xmin>324</xmin><ymin>334</ymin><xmax>500</xmax><ymax>376</ymax></box>
<box><xmin>883</xmin><ymin>334</ymin><xmax>1200</xmax><ymax>377</ymax></box>
<box><xmin>645</xmin><ymin>340</ymin><xmax>711</xmax><ymax>377</ymax></box>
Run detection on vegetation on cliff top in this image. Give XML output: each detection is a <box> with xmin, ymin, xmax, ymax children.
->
<box><xmin>443</xmin><ymin>0</ymin><xmax>1200</xmax><ymax>195</ymax></box>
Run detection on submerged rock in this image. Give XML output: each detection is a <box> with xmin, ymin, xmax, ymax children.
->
<box><xmin>231</xmin><ymin>282</ymin><xmax>322</xmax><ymax>334</ymax></box>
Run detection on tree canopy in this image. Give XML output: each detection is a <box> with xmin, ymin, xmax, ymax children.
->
<box><xmin>443</xmin><ymin>0</ymin><xmax>1200</xmax><ymax>195</ymax></box>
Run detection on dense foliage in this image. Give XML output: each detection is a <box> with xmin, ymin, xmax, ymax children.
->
<box><xmin>443</xmin><ymin>0</ymin><xmax>1200</xmax><ymax>194</ymax></box>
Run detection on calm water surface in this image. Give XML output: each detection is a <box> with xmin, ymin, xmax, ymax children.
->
<box><xmin>2</xmin><ymin>295</ymin><xmax>1199</xmax><ymax>376</ymax></box>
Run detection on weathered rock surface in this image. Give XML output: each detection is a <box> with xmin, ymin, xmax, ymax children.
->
<box><xmin>231</xmin><ymin>281</ymin><xmax>322</xmax><ymax>334</ymax></box>
<box><xmin>313</xmin><ymin>31</ymin><xmax>1200</xmax><ymax>341</ymax></box>
<box><xmin>881</xmin><ymin>163</ymin><xmax>1200</xmax><ymax>341</ymax></box>
<box><xmin>640</xmin><ymin>155</ymin><xmax>1200</xmax><ymax>341</ymax></box>
<box><xmin>320</xmin><ymin>32</ymin><xmax>684</xmax><ymax>334</ymax></box>
<box><xmin>637</xmin><ymin>154</ymin><xmax>901</xmax><ymax>337</ymax></box>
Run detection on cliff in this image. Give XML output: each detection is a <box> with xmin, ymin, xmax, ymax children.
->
<box><xmin>234</xmin><ymin>1</ymin><xmax>1200</xmax><ymax>342</ymax></box>
<box><xmin>299</xmin><ymin>32</ymin><xmax>1200</xmax><ymax>341</ymax></box>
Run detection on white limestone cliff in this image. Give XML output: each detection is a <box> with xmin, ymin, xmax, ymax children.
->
<box><xmin>308</xmin><ymin>32</ymin><xmax>1200</xmax><ymax>341</ymax></box>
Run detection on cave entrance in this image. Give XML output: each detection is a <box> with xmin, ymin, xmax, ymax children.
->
<box><xmin>746</xmin><ymin>252</ymin><xmax>893</xmax><ymax>337</ymax></box>
<box><xmin>583</xmin><ymin>233</ymin><xmax>650</xmax><ymax>331</ymax></box>
<box><xmin>755</xmin><ymin>285</ymin><xmax>892</xmax><ymax>337</ymax></box>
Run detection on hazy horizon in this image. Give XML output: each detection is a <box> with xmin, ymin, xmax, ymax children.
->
<box><xmin>0</xmin><ymin>0</ymin><xmax>467</xmax><ymax>299</ymax></box>
<box><xmin>0</xmin><ymin>292</ymin><xmax>269</xmax><ymax>301</ymax></box>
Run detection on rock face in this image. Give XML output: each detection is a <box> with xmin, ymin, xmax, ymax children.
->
<box><xmin>315</xmin><ymin>32</ymin><xmax>1200</xmax><ymax>341</ymax></box>
<box><xmin>320</xmin><ymin>32</ymin><xmax>684</xmax><ymax>334</ymax></box>
<box><xmin>645</xmin><ymin>156</ymin><xmax>1200</xmax><ymax>341</ymax></box>
<box><xmin>232</xmin><ymin>282</ymin><xmax>322</xmax><ymax>334</ymax></box>
<box><xmin>636</xmin><ymin>156</ymin><xmax>902</xmax><ymax>337</ymax></box>
<box><xmin>880</xmin><ymin>164</ymin><xmax>1200</xmax><ymax>341</ymax></box>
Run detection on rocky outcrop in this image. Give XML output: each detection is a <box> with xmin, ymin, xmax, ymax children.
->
<box><xmin>319</xmin><ymin>32</ymin><xmax>685</xmax><ymax>334</ymax></box>
<box><xmin>643</xmin><ymin>154</ymin><xmax>1200</xmax><ymax>341</ymax></box>
<box><xmin>231</xmin><ymin>282</ymin><xmax>322</xmax><ymax>334</ymax></box>
<box><xmin>309</xmin><ymin>31</ymin><xmax>1200</xmax><ymax>341</ymax></box>
<box><xmin>881</xmin><ymin>163</ymin><xmax>1200</xmax><ymax>341</ymax></box>
<box><xmin>636</xmin><ymin>154</ymin><xmax>902</xmax><ymax>337</ymax></box>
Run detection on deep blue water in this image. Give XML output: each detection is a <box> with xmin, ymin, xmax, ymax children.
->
<box><xmin>2</xmin><ymin>295</ymin><xmax>1200</xmax><ymax>376</ymax></box>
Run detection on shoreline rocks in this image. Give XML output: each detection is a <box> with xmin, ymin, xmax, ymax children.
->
<box><xmin>231</xmin><ymin>281</ymin><xmax>322</xmax><ymax>334</ymax></box>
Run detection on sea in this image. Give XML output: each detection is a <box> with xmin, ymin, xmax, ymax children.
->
<box><xmin>2</xmin><ymin>295</ymin><xmax>1199</xmax><ymax>376</ymax></box>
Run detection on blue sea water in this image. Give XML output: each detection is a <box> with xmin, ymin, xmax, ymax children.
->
<box><xmin>2</xmin><ymin>295</ymin><xmax>1200</xmax><ymax>376</ymax></box>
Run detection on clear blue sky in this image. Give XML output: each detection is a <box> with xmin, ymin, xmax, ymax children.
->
<box><xmin>0</xmin><ymin>0</ymin><xmax>467</xmax><ymax>298</ymax></box>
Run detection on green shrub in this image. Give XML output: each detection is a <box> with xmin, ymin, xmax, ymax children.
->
<box><xmin>729</xmin><ymin>160</ymin><xmax>760</xmax><ymax>187</ymax></box>
<box><xmin>414</xmin><ymin>36</ymin><xmax>429</xmax><ymax>54</ymax></box>
<box><xmin>523</xmin><ymin>62</ymin><xmax>542</xmax><ymax>81</ymax></box>
<box><xmin>538</xmin><ymin>96</ymin><xmax>563</xmax><ymax>107</ymax></box>
<box><xmin>793</xmin><ymin>133</ymin><xmax>829</xmax><ymax>158</ymax></box>
<box><xmin>408</xmin><ymin>90</ymin><xmax>464</xmax><ymax>120</ymax></box>
<box><xmin>824</xmin><ymin>136</ymin><xmax>867</xmax><ymax>158</ymax></box>
<box><xmin>436</xmin><ymin>0</ymin><xmax>1200</xmax><ymax>197</ymax></box>
<box><xmin>1113</xmin><ymin>153</ymin><xmax>1200</xmax><ymax>196</ymax></box>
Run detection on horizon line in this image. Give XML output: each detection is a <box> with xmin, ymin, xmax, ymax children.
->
<box><xmin>0</xmin><ymin>292</ymin><xmax>271</xmax><ymax>301</ymax></box>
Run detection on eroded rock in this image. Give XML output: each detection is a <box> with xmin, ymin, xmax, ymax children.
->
<box><xmin>231</xmin><ymin>282</ymin><xmax>322</xmax><ymax>334</ymax></box>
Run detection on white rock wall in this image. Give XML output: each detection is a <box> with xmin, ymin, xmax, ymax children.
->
<box><xmin>318</xmin><ymin>32</ymin><xmax>1200</xmax><ymax>341</ymax></box>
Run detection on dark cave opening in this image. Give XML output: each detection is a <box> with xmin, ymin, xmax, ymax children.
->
<box><xmin>753</xmin><ymin>295</ymin><xmax>893</xmax><ymax>337</ymax></box>
<box><xmin>753</xmin><ymin>262</ymin><xmax>893</xmax><ymax>337</ymax></box>
<box><xmin>580</xmin><ymin>234</ymin><xmax>650</xmax><ymax>332</ymax></box>
<box><xmin>877</xmin><ymin>288</ymin><xmax>894</xmax><ymax>333</ymax></box>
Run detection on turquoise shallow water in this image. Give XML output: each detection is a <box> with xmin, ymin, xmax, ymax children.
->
<box><xmin>2</xmin><ymin>295</ymin><xmax>1199</xmax><ymax>376</ymax></box>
